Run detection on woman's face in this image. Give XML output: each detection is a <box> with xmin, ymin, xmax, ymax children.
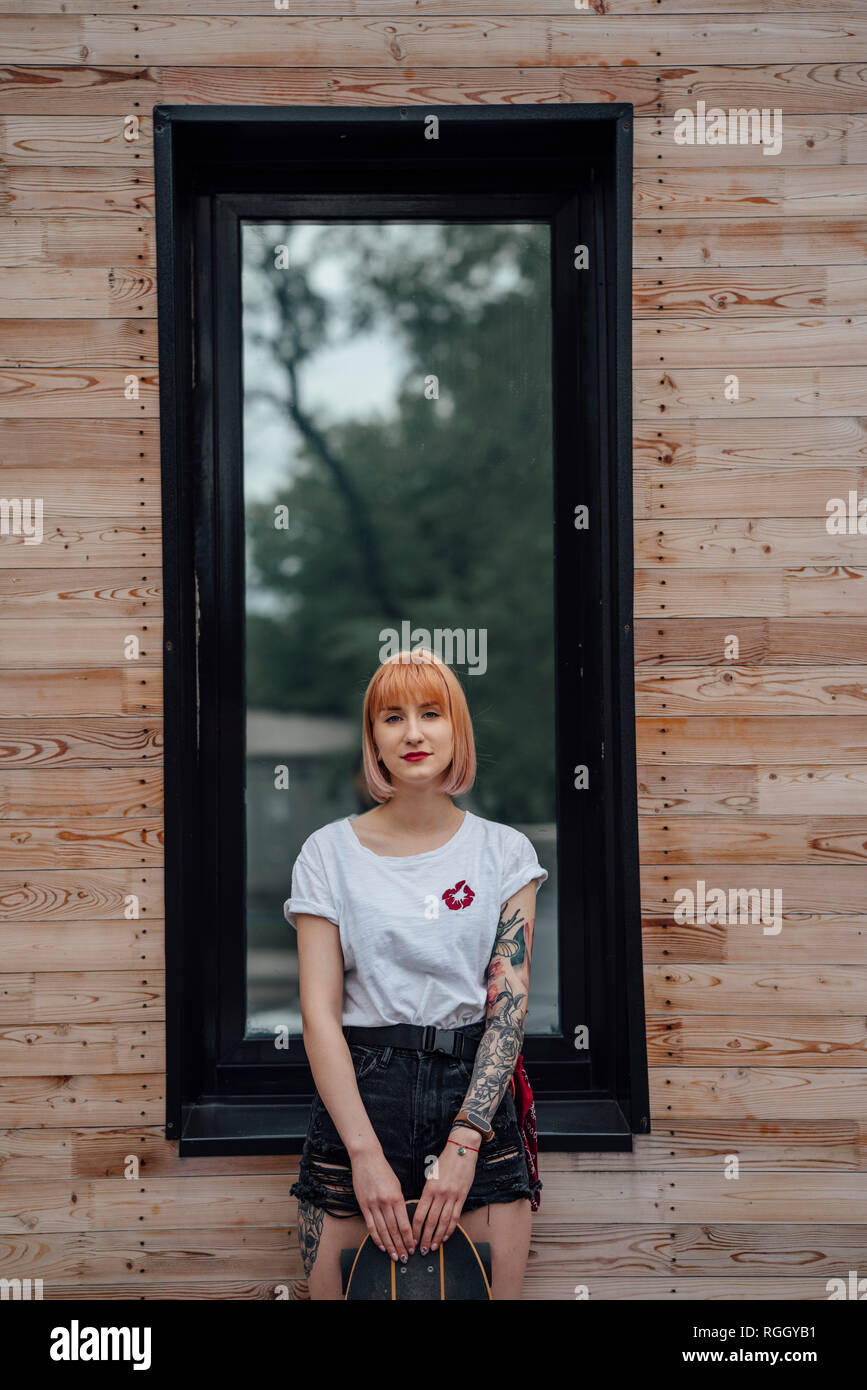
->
<box><xmin>372</xmin><ymin>697</ymin><xmax>454</xmax><ymax>791</ymax></box>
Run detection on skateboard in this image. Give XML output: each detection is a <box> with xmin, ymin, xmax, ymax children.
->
<box><xmin>341</xmin><ymin>1199</ymin><xmax>493</xmax><ymax>1299</ymax></box>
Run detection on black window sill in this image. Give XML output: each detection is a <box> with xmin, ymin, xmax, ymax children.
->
<box><xmin>177</xmin><ymin>1097</ymin><xmax>635</xmax><ymax>1156</ymax></box>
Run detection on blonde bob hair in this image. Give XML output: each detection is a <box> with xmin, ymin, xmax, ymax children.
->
<box><xmin>361</xmin><ymin>648</ymin><xmax>476</xmax><ymax>804</ymax></box>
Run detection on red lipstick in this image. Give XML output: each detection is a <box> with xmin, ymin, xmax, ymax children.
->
<box><xmin>402</xmin><ymin>752</ymin><xmax>431</xmax><ymax>761</ymax></box>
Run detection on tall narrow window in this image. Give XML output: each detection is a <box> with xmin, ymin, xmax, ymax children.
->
<box><xmin>155</xmin><ymin>106</ymin><xmax>648</xmax><ymax>1154</ymax></box>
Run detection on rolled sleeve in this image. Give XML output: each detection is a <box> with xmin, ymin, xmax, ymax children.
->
<box><xmin>284</xmin><ymin>838</ymin><xmax>338</xmax><ymax>930</ymax></box>
<box><xmin>500</xmin><ymin>829</ymin><xmax>548</xmax><ymax>906</ymax></box>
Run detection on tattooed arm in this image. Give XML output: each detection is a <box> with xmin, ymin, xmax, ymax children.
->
<box><xmin>409</xmin><ymin>878</ymin><xmax>538</xmax><ymax>1257</ymax></box>
<box><xmin>452</xmin><ymin>878</ymin><xmax>537</xmax><ymax>1133</ymax></box>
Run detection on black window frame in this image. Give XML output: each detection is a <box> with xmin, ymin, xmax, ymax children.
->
<box><xmin>154</xmin><ymin>104</ymin><xmax>648</xmax><ymax>1156</ymax></box>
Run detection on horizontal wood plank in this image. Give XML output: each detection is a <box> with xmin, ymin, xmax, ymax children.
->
<box><xmin>0</xmin><ymin>115</ymin><xmax>153</xmax><ymax>165</ymax></box>
<box><xmin>635</xmin><ymin>666</ymin><xmax>867</xmax><ymax>712</ymax></box>
<box><xmin>0</xmin><ymin>617</ymin><xmax>161</xmax><ymax>655</ymax></box>
<box><xmin>0</xmin><ymin>820</ymin><xmax>164</xmax><ymax>867</ymax></box>
<box><xmin>0</xmin><ymin>469</ymin><xmax>160</xmax><ymax>516</ymax></box>
<box><xmin>5</xmin><ymin>0</ymin><xmax>867</xmax><ymax>15</ymax></box>
<box><xmin>0</xmin><ymin>166</ymin><xmax>153</xmax><ymax>216</ymax></box>
<box><xmin>636</xmin><ymin>462</ymin><xmax>861</xmax><ymax>510</ymax></box>
<box><xmin>0</xmin><ymin>868</ymin><xmax>162</xmax><ymax>917</ymax></box>
<box><xmin>634</xmin><ymin>419</ymin><xmax>867</xmax><ymax>465</ymax></box>
<box><xmin>636</xmin><ymin>317</ymin><xmax>867</xmax><ymax>368</ymax></box>
<box><xmin>3</xmin><ymin>15</ymin><xmax>866</xmax><ymax>68</ymax></box>
<box><xmin>636</xmin><ymin>758</ymin><xmax>867</xmax><ymax>815</ymax></box>
<box><xmin>0</xmin><ymin>217</ymin><xmax>152</xmax><ymax>267</ymax></box>
<box><xmin>0</xmin><ymin>767</ymin><xmax>163</xmax><ymax>818</ymax></box>
<box><xmin>634</xmin><ymin>521</ymin><xmax>867</xmax><ymax>565</ymax></box>
<box><xmin>0</xmin><ymin>971</ymin><xmax>164</xmax><ymax>1023</ymax></box>
<box><xmin>641</xmin><ymin>863</ymin><xmax>867</xmax><ymax>915</ymax></box>
<box><xmin>0</xmin><ymin>920</ymin><xmax>163</xmax><ymax>970</ymax></box>
<box><xmin>635</xmin><ymin>267</ymin><xmax>867</xmax><ymax>314</ymax></box>
<box><xmin>636</xmin><ymin>168</ymin><xmax>867</xmax><ymax>221</ymax></box>
<box><xmin>0</xmin><ymin>579</ymin><xmax>160</xmax><ymax>620</ymax></box>
<box><xmin>635</xmin><ymin>366</ymin><xmax>867</xmax><ymax>417</ymax></box>
<box><xmin>638</xmin><ymin>815</ymin><xmax>867</xmax><ymax>864</ymax></box>
<box><xmin>0</xmin><ymin>670</ymin><xmax>162</xmax><ymax>715</ymax></box>
<box><xmin>651</xmin><ymin>1070</ymin><xmax>867</xmax><ymax>1123</ymax></box>
<box><xmin>643</xmin><ymin>912</ymin><xmax>867</xmax><ymax>963</ymax></box>
<box><xmin>0</xmin><ymin>319</ymin><xmax>157</xmax><ymax>366</ymax></box>
<box><xmin>635</xmin><ymin>716</ymin><xmax>867</xmax><ymax>764</ymax></box>
<box><xmin>0</xmin><ymin>367</ymin><xmax>158</xmax><ymax>416</ymax></box>
<box><xmin>0</xmin><ymin>521</ymin><xmax>161</xmax><ymax>569</ymax></box>
<box><xmin>1</xmin><ymin>62</ymin><xmax>865</xmax><ymax>116</ymax></box>
<box><xmin>636</xmin><ymin>114</ymin><xmax>867</xmax><ymax>167</ymax></box>
<box><xmin>0</xmin><ymin>1021</ymin><xmax>163</xmax><ymax>1075</ymax></box>
<box><xmin>0</xmin><ymin>719</ymin><xmax>162</xmax><ymax>765</ymax></box>
<box><xmin>0</xmin><ymin>1072</ymin><xmax>164</xmax><ymax>1125</ymax></box>
<box><xmin>0</xmin><ymin>267</ymin><xmax>156</xmax><ymax>315</ymax></box>
<box><xmin>635</xmin><ymin>217</ymin><xmax>867</xmax><ymax>267</ymax></box>
<box><xmin>644</xmin><ymin>967</ymin><xmax>867</xmax><ymax>1015</ymax></box>
<box><xmin>634</xmin><ymin>570</ymin><xmax>867</xmax><ymax>618</ymax></box>
<box><xmin>646</xmin><ymin>1015</ymin><xmax>867</xmax><ymax>1065</ymax></box>
<box><xmin>159</xmin><ymin>61</ymin><xmax>867</xmax><ymax>116</ymax></box>
<box><xmin>0</xmin><ymin>418</ymin><xmax>159</xmax><ymax>464</ymax></box>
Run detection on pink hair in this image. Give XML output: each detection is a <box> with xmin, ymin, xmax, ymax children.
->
<box><xmin>361</xmin><ymin>649</ymin><xmax>476</xmax><ymax>803</ymax></box>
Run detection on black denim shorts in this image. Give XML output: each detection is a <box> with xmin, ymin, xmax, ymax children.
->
<box><xmin>290</xmin><ymin>1019</ymin><xmax>540</xmax><ymax>1219</ymax></box>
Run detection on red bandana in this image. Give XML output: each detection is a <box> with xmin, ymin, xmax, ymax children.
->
<box><xmin>509</xmin><ymin>1053</ymin><xmax>542</xmax><ymax>1211</ymax></box>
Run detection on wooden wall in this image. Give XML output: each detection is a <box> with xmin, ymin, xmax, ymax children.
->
<box><xmin>1</xmin><ymin>0</ymin><xmax>865</xmax><ymax>1300</ymax></box>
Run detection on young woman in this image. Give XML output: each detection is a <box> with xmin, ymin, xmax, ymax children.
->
<box><xmin>284</xmin><ymin>648</ymin><xmax>547</xmax><ymax>1300</ymax></box>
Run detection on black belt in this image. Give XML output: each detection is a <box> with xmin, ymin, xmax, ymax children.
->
<box><xmin>343</xmin><ymin>1023</ymin><xmax>480</xmax><ymax>1062</ymax></box>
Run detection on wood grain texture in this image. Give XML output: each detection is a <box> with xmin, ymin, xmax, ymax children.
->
<box><xmin>636</xmin><ymin>317</ymin><xmax>867</xmax><ymax>368</ymax></box>
<box><xmin>0</xmin><ymin>62</ymin><xmax>864</xmax><ymax>115</ymax></box>
<box><xmin>0</xmin><ymin>266</ymin><xmax>156</xmax><ymax>315</ymax></box>
<box><xmin>0</xmin><ymin>116</ymin><xmax>153</xmax><ymax>164</ymax></box>
<box><xmin>0</xmin><ymin>217</ymin><xmax>152</xmax><ymax>267</ymax></box>
<box><xmin>0</xmin><ymin>319</ymin><xmax>157</xmax><ymax>366</ymax></box>
<box><xmin>0</xmin><ymin>577</ymin><xmax>161</xmax><ymax>618</ymax></box>
<box><xmin>0</xmin><ymin>167</ymin><xmax>154</xmax><ymax>216</ymax></box>
<box><xmin>1</xmin><ymin>15</ymin><xmax>866</xmax><ymax>67</ymax></box>
<box><xmin>638</xmin><ymin>756</ymin><xmax>867</xmax><ymax>812</ymax></box>
<box><xmin>5</xmin><ymin>0</ymin><xmax>867</xmax><ymax>14</ymax></box>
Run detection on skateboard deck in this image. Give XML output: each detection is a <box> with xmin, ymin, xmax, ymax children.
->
<box><xmin>341</xmin><ymin>1199</ymin><xmax>492</xmax><ymax>1299</ymax></box>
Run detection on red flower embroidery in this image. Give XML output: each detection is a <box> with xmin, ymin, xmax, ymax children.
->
<box><xmin>442</xmin><ymin>879</ymin><xmax>476</xmax><ymax>911</ymax></box>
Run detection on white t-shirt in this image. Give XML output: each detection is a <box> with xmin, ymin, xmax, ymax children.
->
<box><xmin>284</xmin><ymin>810</ymin><xmax>548</xmax><ymax>1030</ymax></box>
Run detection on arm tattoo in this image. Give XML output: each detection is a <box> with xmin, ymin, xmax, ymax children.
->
<box><xmin>458</xmin><ymin>902</ymin><xmax>533</xmax><ymax>1126</ymax></box>
<box><xmin>298</xmin><ymin>1199</ymin><xmax>325</xmax><ymax>1279</ymax></box>
<box><xmin>493</xmin><ymin>905</ymin><xmax>532</xmax><ymax>967</ymax></box>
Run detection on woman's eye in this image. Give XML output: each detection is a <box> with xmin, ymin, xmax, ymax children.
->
<box><xmin>423</xmin><ymin>710</ymin><xmax>440</xmax><ymax>718</ymax></box>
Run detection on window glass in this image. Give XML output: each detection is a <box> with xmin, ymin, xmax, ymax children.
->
<box><xmin>240</xmin><ymin>220</ymin><xmax>557</xmax><ymax>1035</ymax></box>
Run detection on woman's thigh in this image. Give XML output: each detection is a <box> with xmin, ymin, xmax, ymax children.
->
<box><xmin>458</xmin><ymin>1198</ymin><xmax>532</xmax><ymax>1300</ymax></box>
<box><xmin>299</xmin><ymin>1201</ymin><xmax>371</xmax><ymax>1301</ymax></box>
<box><xmin>300</xmin><ymin>1197</ymin><xmax>531</xmax><ymax>1300</ymax></box>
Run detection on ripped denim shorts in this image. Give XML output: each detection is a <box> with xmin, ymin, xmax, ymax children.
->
<box><xmin>290</xmin><ymin>1019</ymin><xmax>540</xmax><ymax>1219</ymax></box>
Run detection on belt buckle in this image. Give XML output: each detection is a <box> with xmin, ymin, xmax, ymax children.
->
<box><xmin>421</xmin><ymin>1025</ymin><xmax>436</xmax><ymax>1052</ymax></box>
<box><xmin>434</xmin><ymin>1028</ymin><xmax>457</xmax><ymax>1057</ymax></box>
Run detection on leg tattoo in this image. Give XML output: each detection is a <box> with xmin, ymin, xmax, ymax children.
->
<box><xmin>298</xmin><ymin>1200</ymin><xmax>325</xmax><ymax>1278</ymax></box>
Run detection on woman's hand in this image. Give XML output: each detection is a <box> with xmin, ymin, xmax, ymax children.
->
<box><xmin>411</xmin><ymin>1128</ymin><xmax>480</xmax><ymax>1253</ymax></box>
<box><xmin>350</xmin><ymin>1145</ymin><xmax>416</xmax><ymax>1261</ymax></box>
